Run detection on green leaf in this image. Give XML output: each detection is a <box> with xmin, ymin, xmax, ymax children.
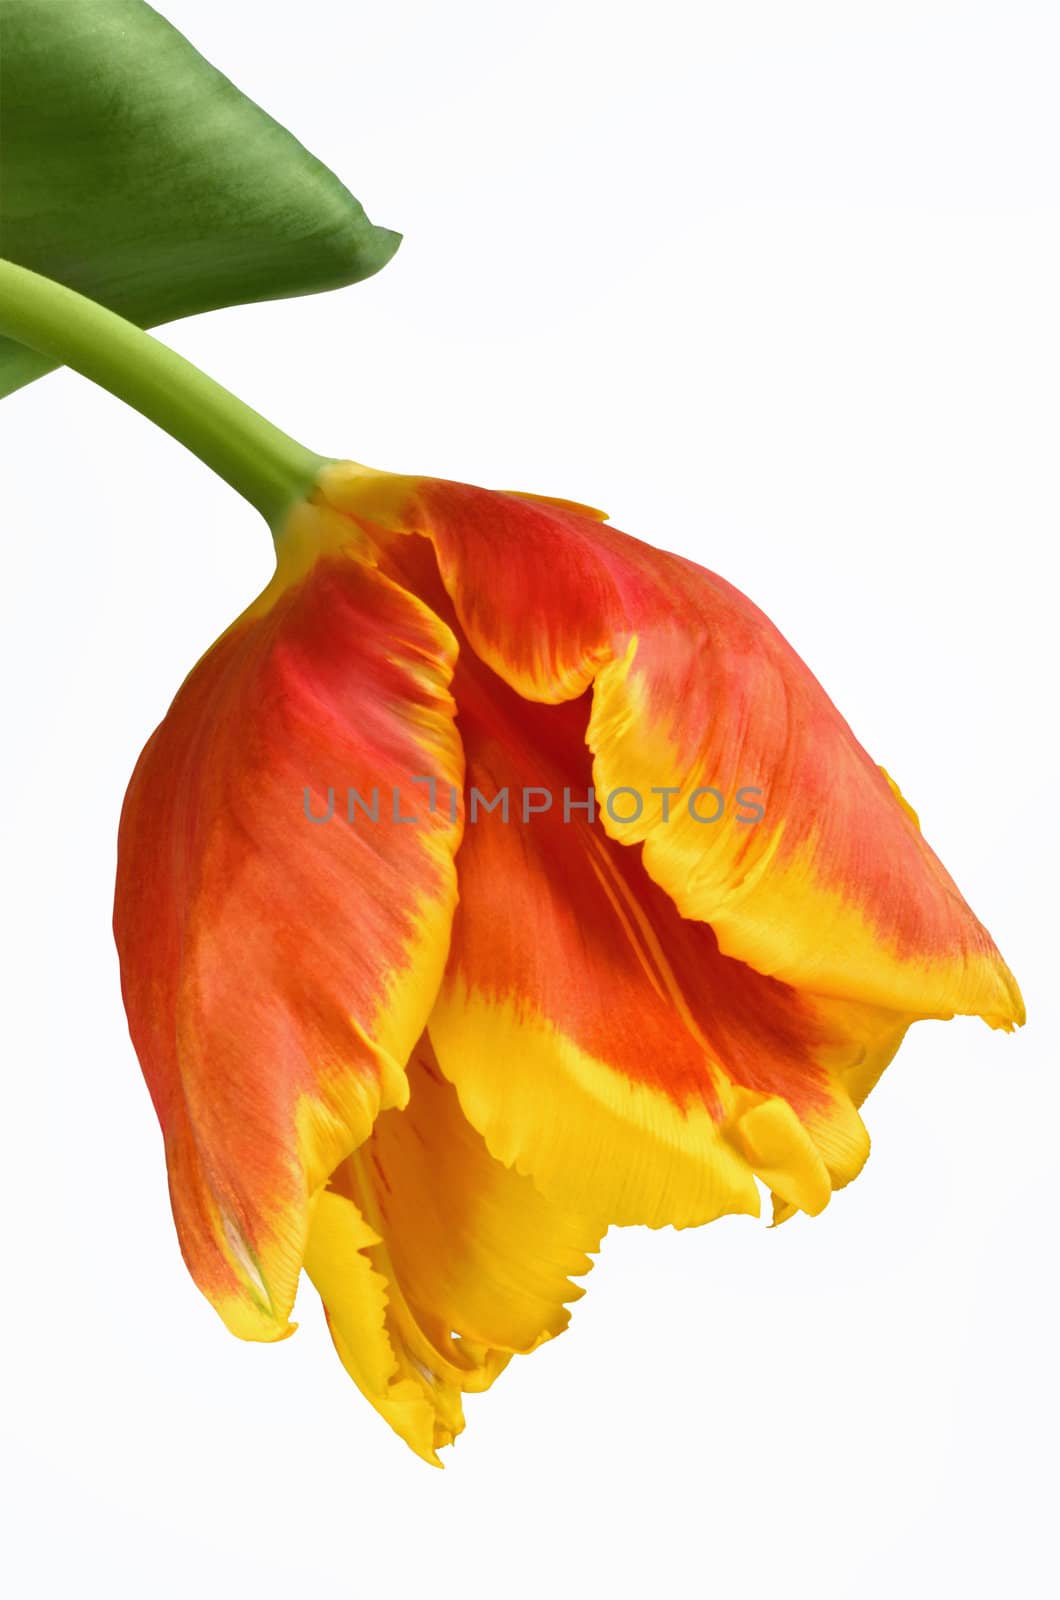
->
<box><xmin>0</xmin><ymin>0</ymin><xmax>400</xmax><ymax>398</ymax></box>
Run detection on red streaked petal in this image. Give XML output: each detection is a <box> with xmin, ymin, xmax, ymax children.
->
<box><xmin>114</xmin><ymin>538</ymin><xmax>462</xmax><ymax>1340</ymax></box>
<box><xmin>426</xmin><ymin>627</ymin><xmax>900</xmax><ymax>1225</ymax></box>
<box><xmin>585</xmin><ymin>544</ymin><xmax>1023</xmax><ymax>1027</ymax></box>
<box><xmin>320</xmin><ymin>464</ymin><xmax>1021</xmax><ymax>1032</ymax></box>
<box><xmin>320</xmin><ymin>467</ymin><xmax>626</xmax><ymax>702</ymax></box>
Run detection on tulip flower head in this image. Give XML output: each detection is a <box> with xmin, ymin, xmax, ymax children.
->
<box><xmin>0</xmin><ymin>43</ymin><xmax>1023</xmax><ymax>1467</ymax></box>
<box><xmin>0</xmin><ymin>221</ymin><xmax>1022</xmax><ymax>1470</ymax></box>
<box><xmin>112</xmin><ymin>461</ymin><xmax>1023</xmax><ymax>1463</ymax></box>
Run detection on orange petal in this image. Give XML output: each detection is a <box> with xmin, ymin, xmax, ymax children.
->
<box><xmin>426</xmin><ymin>625</ymin><xmax>903</xmax><ymax>1226</ymax></box>
<box><xmin>586</xmin><ymin>561</ymin><xmax>1024</xmax><ymax>1028</ymax></box>
<box><xmin>320</xmin><ymin>466</ymin><xmax>624</xmax><ymax>702</ymax></box>
<box><xmin>304</xmin><ymin>1037</ymin><xmax>602</xmax><ymax>1461</ymax></box>
<box><xmin>113</xmin><ymin>523</ymin><xmax>462</xmax><ymax>1341</ymax></box>
<box><xmin>320</xmin><ymin>464</ymin><xmax>1021</xmax><ymax>1032</ymax></box>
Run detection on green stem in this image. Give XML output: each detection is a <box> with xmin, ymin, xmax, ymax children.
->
<box><xmin>0</xmin><ymin>259</ymin><xmax>328</xmax><ymax>531</ymax></box>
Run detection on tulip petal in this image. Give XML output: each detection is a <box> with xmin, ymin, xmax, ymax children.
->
<box><xmin>302</xmin><ymin>1192</ymin><xmax>447</xmax><ymax>1466</ymax></box>
<box><xmin>319</xmin><ymin>465</ymin><xmax>624</xmax><ymax>702</ymax></box>
<box><xmin>425</xmin><ymin>629</ymin><xmax>903</xmax><ymax>1226</ymax></box>
<box><xmin>304</xmin><ymin>1038</ymin><xmax>602</xmax><ymax>1460</ymax></box>
<box><xmin>114</xmin><ymin>522</ymin><xmax>462</xmax><ymax>1341</ymax></box>
<box><xmin>349</xmin><ymin>1037</ymin><xmax>603</xmax><ymax>1351</ymax></box>
<box><xmin>321</xmin><ymin>466</ymin><xmax>1020</xmax><ymax>1032</ymax></box>
<box><xmin>586</xmin><ymin>573</ymin><xmax>1024</xmax><ymax>1026</ymax></box>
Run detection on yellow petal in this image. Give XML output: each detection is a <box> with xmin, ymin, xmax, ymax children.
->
<box><xmin>303</xmin><ymin>1191</ymin><xmax>449</xmax><ymax>1466</ymax></box>
<box><xmin>304</xmin><ymin>1039</ymin><xmax>602</xmax><ymax>1460</ymax></box>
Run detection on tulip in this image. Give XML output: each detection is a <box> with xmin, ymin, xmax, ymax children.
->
<box><xmin>0</xmin><ymin>263</ymin><xmax>1022</xmax><ymax>1465</ymax></box>
<box><xmin>112</xmin><ymin>461</ymin><xmax>1023</xmax><ymax>1463</ymax></box>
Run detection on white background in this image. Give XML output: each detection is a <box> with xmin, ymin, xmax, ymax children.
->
<box><xmin>2</xmin><ymin>2</ymin><xmax>1057</xmax><ymax>1595</ymax></box>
